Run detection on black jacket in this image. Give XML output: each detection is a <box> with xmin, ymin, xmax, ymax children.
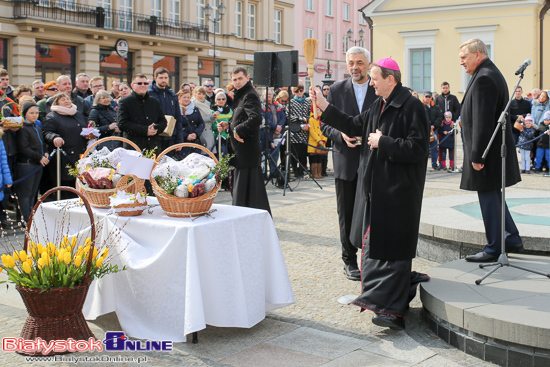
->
<box><xmin>538</xmin><ymin>121</ymin><xmax>550</xmax><ymax>149</ymax></box>
<box><xmin>322</xmin><ymin>78</ymin><xmax>377</xmax><ymax>181</ymax></box>
<box><xmin>321</xmin><ymin>84</ymin><xmax>429</xmax><ymax>261</ymax></box>
<box><xmin>424</xmin><ymin>103</ymin><xmax>443</xmax><ymax>129</ymax></box>
<box><xmin>460</xmin><ymin>58</ymin><xmax>521</xmax><ymax>191</ymax></box>
<box><xmin>117</xmin><ymin>91</ymin><xmax>167</xmax><ymax>152</ymax></box>
<box><xmin>17</xmin><ymin>121</ymin><xmax>45</xmax><ymax>165</ymax></box>
<box><xmin>43</xmin><ymin>111</ymin><xmax>88</xmax><ymax>182</ymax></box>
<box><xmin>228</xmin><ymin>81</ymin><xmax>262</xmax><ymax>168</ymax></box>
<box><xmin>434</xmin><ymin>92</ymin><xmax>461</xmax><ymax>122</ymax></box>
<box><xmin>89</xmin><ymin>103</ymin><xmax>118</xmax><ymax>138</ymax></box>
<box><xmin>39</xmin><ymin>91</ymin><xmax>91</xmax><ymax>122</ymax></box>
<box><xmin>184</xmin><ymin>106</ymin><xmax>204</xmax><ymax>143</ymax></box>
<box><xmin>147</xmin><ymin>81</ymin><xmax>185</xmax><ymax>145</ymax></box>
<box><xmin>510</xmin><ymin>97</ymin><xmax>532</xmax><ymax>136</ymax></box>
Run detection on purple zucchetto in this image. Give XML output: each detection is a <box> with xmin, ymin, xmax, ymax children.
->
<box><xmin>375</xmin><ymin>57</ymin><xmax>400</xmax><ymax>71</ymax></box>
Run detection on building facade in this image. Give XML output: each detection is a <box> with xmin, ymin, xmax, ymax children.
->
<box><xmin>361</xmin><ymin>0</ymin><xmax>550</xmax><ymax>99</ymax></box>
<box><xmin>0</xmin><ymin>0</ymin><xmax>294</xmax><ymax>90</ymax></box>
<box><xmin>293</xmin><ymin>0</ymin><xmax>371</xmax><ymax>89</ymax></box>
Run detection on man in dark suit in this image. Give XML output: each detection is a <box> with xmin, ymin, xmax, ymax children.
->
<box><xmin>458</xmin><ymin>38</ymin><xmax>523</xmax><ymax>262</ymax></box>
<box><xmin>322</xmin><ymin>47</ymin><xmax>377</xmax><ymax>281</ymax></box>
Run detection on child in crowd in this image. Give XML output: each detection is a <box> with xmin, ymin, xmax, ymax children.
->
<box><xmin>438</xmin><ymin>111</ymin><xmax>455</xmax><ymax>170</ymax></box>
<box><xmin>307</xmin><ymin>105</ymin><xmax>327</xmax><ymax>179</ymax></box>
<box><xmin>429</xmin><ymin>126</ymin><xmax>439</xmax><ymax>170</ymax></box>
<box><xmin>517</xmin><ymin>114</ymin><xmax>536</xmax><ymax>174</ymax></box>
<box><xmin>535</xmin><ymin>111</ymin><xmax>550</xmax><ymax>173</ymax></box>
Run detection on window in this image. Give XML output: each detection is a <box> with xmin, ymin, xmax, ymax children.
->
<box><xmin>410</xmin><ymin>48</ymin><xmax>431</xmax><ymax>92</ymax></box>
<box><xmin>305</xmin><ymin>0</ymin><xmax>314</xmax><ymax>12</ymax></box>
<box><xmin>0</xmin><ymin>39</ymin><xmax>6</xmax><ymax>70</ymax></box>
<box><xmin>235</xmin><ymin>1</ymin><xmax>242</xmax><ymax>37</ymax></box>
<box><xmin>197</xmin><ymin>0</ymin><xmax>205</xmax><ymax>27</ymax></box>
<box><xmin>198</xmin><ymin>58</ymin><xmax>221</xmax><ymax>87</ymax></box>
<box><xmin>212</xmin><ymin>0</ymin><xmax>222</xmax><ymax>34</ymax></box>
<box><xmin>274</xmin><ymin>10</ymin><xmax>282</xmax><ymax>44</ymax></box>
<box><xmin>169</xmin><ymin>0</ymin><xmax>180</xmax><ymax>22</ymax></box>
<box><xmin>151</xmin><ymin>0</ymin><xmax>161</xmax><ymax>17</ymax></box>
<box><xmin>100</xmin><ymin>48</ymin><xmax>133</xmax><ymax>85</ymax></box>
<box><xmin>359</xmin><ymin>12</ymin><xmax>366</xmax><ymax>25</ymax></box>
<box><xmin>97</xmin><ymin>0</ymin><xmax>111</xmax><ymax>29</ymax></box>
<box><xmin>343</xmin><ymin>3</ymin><xmax>350</xmax><ymax>21</ymax></box>
<box><xmin>247</xmin><ymin>4</ymin><xmax>256</xmax><ymax>40</ymax></box>
<box><xmin>119</xmin><ymin>0</ymin><xmax>133</xmax><ymax>31</ymax></box>
<box><xmin>325</xmin><ymin>32</ymin><xmax>333</xmax><ymax>51</ymax></box>
<box><xmin>325</xmin><ymin>0</ymin><xmax>333</xmax><ymax>16</ymax></box>
<box><xmin>342</xmin><ymin>36</ymin><xmax>350</xmax><ymax>53</ymax></box>
<box><xmin>306</xmin><ymin>28</ymin><xmax>314</xmax><ymax>39</ymax></box>
<box><xmin>35</xmin><ymin>43</ymin><xmax>76</xmax><ymax>84</ymax></box>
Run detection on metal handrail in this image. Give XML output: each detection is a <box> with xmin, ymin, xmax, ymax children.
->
<box><xmin>12</xmin><ymin>0</ymin><xmax>209</xmax><ymax>42</ymax></box>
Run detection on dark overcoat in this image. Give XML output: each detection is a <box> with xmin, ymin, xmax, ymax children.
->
<box><xmin>460</xmin><ymin>58</ymin><xmax>521</xmax><ymax>191</ymax></box>
<box><xmin>117</xmin><ymin>91</ymin><xmax>167</xmax><ymax>152</ymax></box>
<box><xmin>321</xmin><ymin>84</ymin><xmax>429</xmax><ymax>260</ymax></box>
<box><xmin>228</xmin><ymin>81</ymin><xmax>262</xmax><ymax>168</ymax></box>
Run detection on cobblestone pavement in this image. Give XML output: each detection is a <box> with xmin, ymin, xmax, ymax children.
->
<box><xmin>1</xmin><ymin>148</ymin><xmax>548</xmax><ymax>366</ymax></box>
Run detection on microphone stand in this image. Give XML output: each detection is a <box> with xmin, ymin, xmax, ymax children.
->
<box><xmin>475</xmin><ymin>70</ymin><xmax>550</xmax><ymax>285</ymax></box>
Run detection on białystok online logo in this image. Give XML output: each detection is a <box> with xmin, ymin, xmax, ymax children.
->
<box><xmin>2</xmin><ymin>332</ymin><xmax>173</xmax><ymax>354</ymax></box>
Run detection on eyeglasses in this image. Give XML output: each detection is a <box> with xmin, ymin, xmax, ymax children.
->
<box><xmin>323</xmin><ymin>88</ymin><xmax>329</xmax><ymax>91</ymax></box>
<box><xmin>47</xmin><ymin>88</ymin><xmax>58</xmax><ymax>91</ymax></box>
<box><xmin>205</xmin><ymin>84</ymin><xmax>214</xmax><ymax>87</ymax></box>
<box><xmin>135</xmin><ymin>82</ymin><xmax>149</xmax><ymax>86</ymax></box>
<box><xmin>216</xmin><ymin>98</ymin><xmax>226</xmax><ymax>100</ymax></box>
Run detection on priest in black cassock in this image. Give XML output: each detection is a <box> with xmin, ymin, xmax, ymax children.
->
<box><xmin>310</xmin><ymin>58</ymin><xmax>429</xmax><ymax>330</ymax></box>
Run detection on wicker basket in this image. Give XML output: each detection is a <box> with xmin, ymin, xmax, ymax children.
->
<box><xmin>17</xmin><ymin>187</ymin><xmax>97</xmax><ymax>356</ymax></box>
<box><xmin>111</xmin><ymin>174</ymin><xmax>147</xmax><ymax>216</ymax></box>
<box><xmin>77</xmin><ymin>136</ymin><xmax>141</xmax><ymax>208</ymax></box>
<box><xmin>150</xmin><ymin>143</ymin><xmax>221</xmax><ymax>217</ymax></box>
<box><xmin>1</xmin><ymin>102</ymin><xmax>23</xmax><ymax>128</ymax></box>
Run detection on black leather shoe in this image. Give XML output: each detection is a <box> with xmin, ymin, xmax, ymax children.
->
<box><xmin>506</xmin><ymin>244</ymin><xmax>525</xmax><ymax>254</ymax></box>
<box><xmin>465</xmin><ymin>251</ymin><xmax>498</xmax><ymax>262</ymax></box>
<box><xmin>343</xmin><ymin>264</ymin><xmax>361</xmax><ymax>281</ymax></box>
<box><xmin>372</xmin><ymin>314</ymin><xmax>405</xmax><ymax>330</ymax></box>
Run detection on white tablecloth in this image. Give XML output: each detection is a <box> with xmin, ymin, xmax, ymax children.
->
<box><xmin>35</xmin><ymin>198</ymin><xmax>295</xmax><ymax>342</ymax></box>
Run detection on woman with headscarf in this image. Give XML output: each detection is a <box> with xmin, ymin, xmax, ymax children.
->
<box><xmin>191</xmin><ymin>86</ymin><xmax>215</xmax><ymax>150</ymax></box>
<box><xmin>212</xmin><ymin>91</ymin><xmax>233</xmax><ymax>157</ymax></box>
<box><xmin>43</xmin><ymin>92</ymin><xmax>88</xmax><ymax>196</ymax></box>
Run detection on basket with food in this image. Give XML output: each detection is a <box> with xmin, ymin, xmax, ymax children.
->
<box><xmin>1</xmin><ymin>102</ymin><xmax>23</xmax><ymax>128</ymax></box>
<box><xmin>109</xmin><ymin>174</ymin><xmax>147</xmax><ymax>216</ymax></box>
<box><xmin>150</xmin><ymin>143</ymin><xmax>232</xmax><ymax>217</ymax></box>
<box><xmin>72</xmin><ymin>136</ymin><xmax>142</xmax><ymax>208</ymax></box>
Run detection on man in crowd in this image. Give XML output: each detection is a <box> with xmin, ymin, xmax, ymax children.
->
<box><xmin>510</xmin><ymin>86</ymin><xmax>532</xmax><ymax>144</ymax></box>
<box><xmin>434</xmin><ymin>82</ymin><xmax>461</xmax><ymax>165</ymax></box>
<box><xmin>321</xmin><ymin>46</ymin><xmax>376</xmax><ymax>282</ymax></box>
<box><xmin>32</xmin><ymin>80</ymin><xmax>45</xmax><ymax>102</ymax></box>
<box><xmin>423</xmin><ymin>92</ymin><xmax>443</xmax><ymax>170</ymax></box>
<box><xmin>218</xmin><ymin>67</ymin><xmax>271</xmax><ymax>215</ymax></box>
<box><xmin>84</xmin><ymin>76</ymin><xmax>106</xmax><ymax>108</ymax></box>
<box><xmin>0</xmin><ymin>69</ymin><xmax>14</xmax><ymax>100</ymax></box>
<box><xmin>311</xmin><ymin>57</ymin><xmax>429</xmax><ymax>330</ymax></box>
<box><xmin>118</xmin><ymin>73</ymin><xmax>167</xmax><ymax>152</ymax></box>
<box><xmin>110</xmin><ymin>80</ymin><xmax>121</xmax><ymax>100</ymax></box>
<box><xmin>73</xmin><ymin>73</ymin><xmax>92</xmax><ymax>99</ymax></box>
<box><xmin>458</xmin><ymin>38</ymin><xmax>523</xmax><ymax>263</ymax></box>
<box><xmin>38</xmin><ymin>75</ymin><xmax>90</xmax><ymax>121</ymax></box>
<box><xmin>148</xmin><ymin>67</ymin><xmax>185</xmax><ymax>152</ymax></box>
<box><xmin>203</xmin><ymin>79</ymin><xmax>216</xmax><ymax>109</ymax></box>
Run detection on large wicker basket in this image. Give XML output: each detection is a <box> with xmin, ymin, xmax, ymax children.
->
<box><xmin>150</xmin><ymin>143</ymin><xmax>221</xmax><ymax>217</ymax></box>
<box><xmin>77</xmin><ymin>136</ymin><xmax>141</xmax><ymax>208</ymax></box>
<box><xmin>17</xmin><ymin>187</ymin><xmax>97</xmax><ymax>356</ymax></box>
<box><xmin>111</xmin><ymin>174</ymin><xmax>147</xmax><ymax>217</ymax></box>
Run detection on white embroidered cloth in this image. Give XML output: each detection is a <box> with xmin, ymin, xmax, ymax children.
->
<box><xmin>33</xmin><ymin>198</ymin><xmax>295</xmax><ymax>342</ymax></box>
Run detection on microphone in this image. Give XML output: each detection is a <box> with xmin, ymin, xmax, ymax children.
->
<box><xmin>515</xmin><ymin>59</ymin><xmax>531</xmax><ymax>75</ymax></box>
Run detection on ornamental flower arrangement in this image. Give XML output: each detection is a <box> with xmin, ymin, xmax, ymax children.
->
<box><xmin>0</xmin><ymin>236</ymin><xmax>124</xmax><ymax>291</ymax></box>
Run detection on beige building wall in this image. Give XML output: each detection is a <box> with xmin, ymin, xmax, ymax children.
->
<box><xmin>0</xmin><ymin>0</ymin><xmax>295</xmax><ymax>89</ymax></box>
<box><xmin>362</xmin><ymin>0</ymin><xmax>550</xmax><ymax>100</ymax></box>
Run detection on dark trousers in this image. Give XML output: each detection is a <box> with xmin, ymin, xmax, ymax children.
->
<box><xmin>477</xmin><ymin>190</ymin><xmax>522</xmax><ymax>255</ymax></box>
<box><xmin>290</xmin><ymin>143</ymin><xmax>308</xmax><ymax>176</ymax></box>
<box><xmin>335</xmin><ymin>177</ymin><xmax>358</xmax><ymax>266</ymax></box>
<box><xmin>16</xmin><ymin>163</ymin><xmax>43</xmax><ymax>222</ymax></box>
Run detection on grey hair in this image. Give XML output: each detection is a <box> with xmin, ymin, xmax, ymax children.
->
<box><xmin>459</xmin><ymin>38</ymin><xmax>488</xmax><ymax>58</ymax></box>
<box><xmin>75</xmin><ymin>73</ymin><xmax>90</xmax><ymax>81</ymax></box>
<box><xmin>56</xmin><ymin>75</ymin><xmax>71</xmax><ymax>84</ymax></box>
<box><xmin>346</xmin><ymin>46</ymin><xmax>371</xmax><ymax>63</ymax></box>
<box><xmin>93</xmin><ymin>90</ymin><xmax>111</xmax><ymax>106</ymax></box>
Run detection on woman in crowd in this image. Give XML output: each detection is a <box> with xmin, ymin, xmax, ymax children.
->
<box><xmin>288</xmin><ymin>85</ymin><xmax>311</xmax><ymax>178</ymax></box>
<box><xmin>88</xmin><ymin>90</ymin><xmax>120</xmax><ymax>150</ymax></box>
<box><xmin>118</xmin><ymin>82</ymin><xmax>132</xmax><ymax>100</ymax></box>
<box><xmin>275</xmin><ymin>90</ymin><xmax>290</xmax><ymax>170</ymax></box>
<box><xmin>191</xmin><ymin>86</ymin><xmax>215</xmax><ymax>150</ymax></box>
<box><xmin>261</xmin><ymin>88</ymin><xmax>286</xmax><ymax>177</ymax></box>
<box><xmin>178</xmin><ymin>89</ymin><xmax>202</xmax><ymax>155</ymax></box>
<box><xmin>212</xmin><ymin>91</ymin><xmax>233</xmax><ymax>157</ymax></box>
<box><xmin>12</xmin><ymin>85</ymin><xmax>32</xmax><ymax>103</ymax></box>
<box><xmin>15</xmin><ymin>102</ymin><xmax>49</xmax><ymax>223</ymax></box>
<box><xmin>43</xmin><ymin>92</ymin><xmax>88</xmax><ymax>196</ymax></box>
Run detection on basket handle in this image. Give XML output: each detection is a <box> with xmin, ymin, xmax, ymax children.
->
<box><xmin>81</xmin><ymin>136</ymin><xmax>142</xmax><ymax>159</ymax></box>
<box><xmin>1</xmin><ymin>102</ymin><xmax>18</xmax><ymax>118</ymax></box>
<box><xmin>154</xmin><ymin>142</ymin><xmax>218</xmax><ymax>165</ymax></box>
<box><xmin>115</xmin><ymin>174</ymin><xmax>145</xmax><ymax>195</ymax></box>
<box><xmin>24</xmin><ymin>186</ymin><xmax>97</xmax><ymax>284</ymax></box>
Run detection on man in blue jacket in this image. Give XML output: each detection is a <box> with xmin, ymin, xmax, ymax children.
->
<box><xmin>148</xmin><ymin>67</ymin><xmax>186</xmax><ymax>153</ymax></box>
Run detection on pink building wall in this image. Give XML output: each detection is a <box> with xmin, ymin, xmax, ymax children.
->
<box><xmin>293</xmin><ymin>0</ymin><xmax>371</xmax><ymax>87</ymax></box>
